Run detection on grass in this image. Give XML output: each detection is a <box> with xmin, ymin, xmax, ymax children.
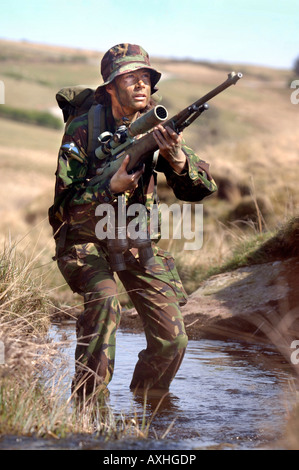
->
<box><xmin>0</xmin><ymin>238</ymin><xmax>170</xmax><ymax>441</ymax></box>
<box><xmin>173</xmin><ymin>225</ymin><xmax>271</xmax><ymax>294</ymax></box>
<box><xmin>0</xmin><ymin>241</ymin><xmax>51</xmax><ymax>334</ymax></box>
<box><xmin>174</xmin><ymin>215</ymin><xmax>299</xmax><ymax>294</ymax></box>
<box><xmin>0</xmin><ymin>105</ymin><xmax>62</xmax><ymax>129</ymax></box>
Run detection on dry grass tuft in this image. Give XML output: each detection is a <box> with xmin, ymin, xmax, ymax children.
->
<box><xmin>0</xmin><ymin>239</ymin><xmax>166</xmax><ymax>441</ymax></box>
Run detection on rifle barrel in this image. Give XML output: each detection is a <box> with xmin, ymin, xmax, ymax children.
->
<box><xmin>94</xmin><ymin>72</ymin><xmax>243</xmax><ymax>177</ymax></box>
<box><xmin>194</xmin><ymin>72</ymin><xmax>243</xmax><ymax>107</ymax></box>
<box><xmin>167</xmin><ymin>72</ymin><xmax>243</xmax><ymax>131</ymax></box>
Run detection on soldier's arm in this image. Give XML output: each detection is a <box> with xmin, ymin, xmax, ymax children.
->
<box><xmin>155</xmin><ymin>140</ymin><xmax>217</xmax><ymax>202</ymax></box>
<box><xmin>55</xmin><ymin>119</ymin><xmax>116</xmax><ymax>208</ymax></box>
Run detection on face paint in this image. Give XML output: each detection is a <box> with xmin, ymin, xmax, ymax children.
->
<box><xmin>107</xmin><ymin>69</ymin><xmax>152</xmax><ymax>117</ymax></box>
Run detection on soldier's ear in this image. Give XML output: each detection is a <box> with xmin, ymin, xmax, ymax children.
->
<box><xmin>105</xmin><ymin>83</ymin><xmax>114</xmax><ymax>97</ymax></box>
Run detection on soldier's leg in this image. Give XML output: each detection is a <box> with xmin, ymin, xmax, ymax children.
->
<box><xmin>74</xmin><ymin>278</ymin><xmax>121</xmax><ymax>398</ymax></box>
<box><xmin>118</xmin><ymin>250</ymin><xmax>188</xmax><ymax>391</ymax></box>
<box><xmin>57</xmin><ymin>243</ymin><xmax>121</xmax><ymax>398</ymax></box>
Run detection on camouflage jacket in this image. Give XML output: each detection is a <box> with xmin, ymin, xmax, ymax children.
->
<box><xmin>51</xmin><ymin>105</ymin><xmax>217</xmax><ymax>250</ymax></box>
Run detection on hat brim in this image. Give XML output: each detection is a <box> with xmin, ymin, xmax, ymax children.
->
<box><xmin>95</xmin><ymin>64</ymin><xmax>161</xmax><ymax>104</ymax></box>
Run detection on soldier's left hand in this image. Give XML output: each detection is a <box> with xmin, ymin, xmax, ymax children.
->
<box><xmin>153</xmin><ymin>125</ymin><xmax>187</xmax><ymax>173</ymax></box>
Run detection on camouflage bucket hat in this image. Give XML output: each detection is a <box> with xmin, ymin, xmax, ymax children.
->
<box><xmin>95</xmin><ymin>43</ymin><xmax>161</xmax><ymax>104</ymax></box>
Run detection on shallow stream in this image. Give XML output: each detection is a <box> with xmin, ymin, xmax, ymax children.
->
<box><xmin>1</xmin><ymin>323</ymin><xmax>297</xmax><ymax>450</ymax></box>
<box><xmin>55</xmin><ymin>324</ymin><xmax>296</xmax><ymax>449</ymax></box>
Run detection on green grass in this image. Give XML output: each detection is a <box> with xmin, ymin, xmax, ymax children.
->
<box><xmin>2</xmin><ymin>69</ymin><xmax>52</xmax><ymax>86</ymax></box>
<box><xmin>176</xmin><ymin>216</ymin><xmax>299</xmax><ymax>294</ymax></box>
<box><xmin>0</xmin><ymin>374</ymin><xmax>149</xmax><ymax>440</ymax></box>
<box><xmin>0</xmin><ymin>117</ymin><xmax>61</xmax><ymax>153</ymax></box>
<box><xmin>0</xmin><ymin>105</ymin><xmax>62</xmax><ymax>129</ymax></box>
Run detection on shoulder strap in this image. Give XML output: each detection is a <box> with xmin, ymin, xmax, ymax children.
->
<box><xmin>87</xmin><ymin>103</ymin><xmax>106</xmax><ymax>157</ymax></box>
<box><xmin>86</xmin><ymin>103</ymin><xmax>107</xmax><ymax>177</ymax></box>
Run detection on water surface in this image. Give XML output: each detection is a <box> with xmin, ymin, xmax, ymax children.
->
<box><xmin>45</xmin><ymin>323</ymin><xmax>296</xmax><ymax>450</ymax></box>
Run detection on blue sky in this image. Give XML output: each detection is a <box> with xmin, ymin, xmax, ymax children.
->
<box><xmin>1</xmin><ymin>0</ymin><xmax>298</xmax><ymax>69</ymax></box>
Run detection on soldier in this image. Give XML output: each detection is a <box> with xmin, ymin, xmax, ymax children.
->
<box><xmin>50</xmin><ymin>43</ymin><xmax>217</xmax><ymax>401</ymax></box>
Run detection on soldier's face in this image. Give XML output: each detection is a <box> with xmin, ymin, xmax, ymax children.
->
<box><xmin>107</xmin><ymin>68</ymin><xmax>151</xmax><ymax>115</ymax></box>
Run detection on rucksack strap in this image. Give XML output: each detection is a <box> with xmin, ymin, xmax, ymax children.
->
<box><xmin>87</xmin><ymin>104</ymin><xmax>103</xmax><ymax>156</ymax></box>
<box><xmin>86</xmin><ymin>103</ymin><xmax>107</xmax><ymax>177</ymax></box>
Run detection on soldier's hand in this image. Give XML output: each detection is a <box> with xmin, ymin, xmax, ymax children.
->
<box><xmin>153</xmin><ymin>125</ymin><xmax>187</xmax><ymax>173</ymax></box>
<box><xmin>110</xmin><ymin>155</ymin><xmax>144</xmax><ymax>194</ymax></box>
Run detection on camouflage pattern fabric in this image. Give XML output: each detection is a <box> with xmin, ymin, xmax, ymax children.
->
<box><xmin>95</xmin><ymin>43</ymin><xmax>162</xmax><ymax>104</ymax></box>
<box><xmin>57</xmin><ymin>242</ymin><xmax>188</xmax><ymax>397</ymax></box>
<box><xmin>51</xmin><ymin>108</ymin><xmax>217</xmax><ymax>247</ymax></box>
<box><xmin>50</xmin><ymin>96</ymin><xmax>217</xmax><ymax>400</ymax></box>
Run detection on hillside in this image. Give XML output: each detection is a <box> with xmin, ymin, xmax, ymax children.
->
<box><xmin>0</xmin><ymin>38</ymin><xmax>298</xmax><ymax>302</ymax></box>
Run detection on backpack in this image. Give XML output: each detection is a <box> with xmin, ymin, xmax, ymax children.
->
<box><xmin>50</xmin><ymin>85</ymin><xmax>159</xmax><ymax>255</ymax></box>
<box><xmin>55</xmin><ymin>85</ymin><xmax>104</xmax><ymax>156</ymax></box>
<box><xmin>56</xmin><ymin>85</ymin><xmax>95</xmax><ymax>125</ymax></box>
<box><xmin>49</xmin><ymin>85</ymin><xmax>104</xmax><ymax>251</ymax></box>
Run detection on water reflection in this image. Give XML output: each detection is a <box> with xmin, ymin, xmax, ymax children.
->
<box><xmin>48</xmin><ymin>324</ymin><xmax>295</xmax><ymax>449</ymax></box>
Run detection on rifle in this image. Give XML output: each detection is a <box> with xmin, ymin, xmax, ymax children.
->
<box><xmin>92</xmin><ymin>71</ymin><xmax>242</xmax><ymax>179</ymax></box>
<box><xmin>60</xmin><ymin>72</ymin><xmax>242</xmax><ymax>271</ymax></box>
<box><xmin>62</xmin><ymin>71</ymin><xmax>242</xmax><ymax>180</ymax></box>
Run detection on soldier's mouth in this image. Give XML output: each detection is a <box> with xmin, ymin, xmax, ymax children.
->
<box><xmin>133</xmin><ymin>94</ymin><xmax>146</xmax><ymax>100</ymax></box>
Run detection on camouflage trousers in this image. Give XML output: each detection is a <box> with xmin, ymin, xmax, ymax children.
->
<box><xmin>57</xmin><ymin>242</ymin><xmax>188</xmax><ymax>398</ymax></box>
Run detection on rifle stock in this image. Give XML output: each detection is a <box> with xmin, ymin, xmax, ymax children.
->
<box><xmin>89</xmin><ymin>71</ymin><xmax>242</xmax><ymax>184</ymax></box>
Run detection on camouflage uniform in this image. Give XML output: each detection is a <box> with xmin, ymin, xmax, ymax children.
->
<box><xmin>50</xmin><ymin>44</ymin><xmax>217</xmax><ymax>399</ymax></box>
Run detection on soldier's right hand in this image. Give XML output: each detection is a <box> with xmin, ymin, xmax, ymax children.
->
<box><xmin>110</xmin><ymin>155</ymin><xmax>144</xmax><ymax>194</ymax></box>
